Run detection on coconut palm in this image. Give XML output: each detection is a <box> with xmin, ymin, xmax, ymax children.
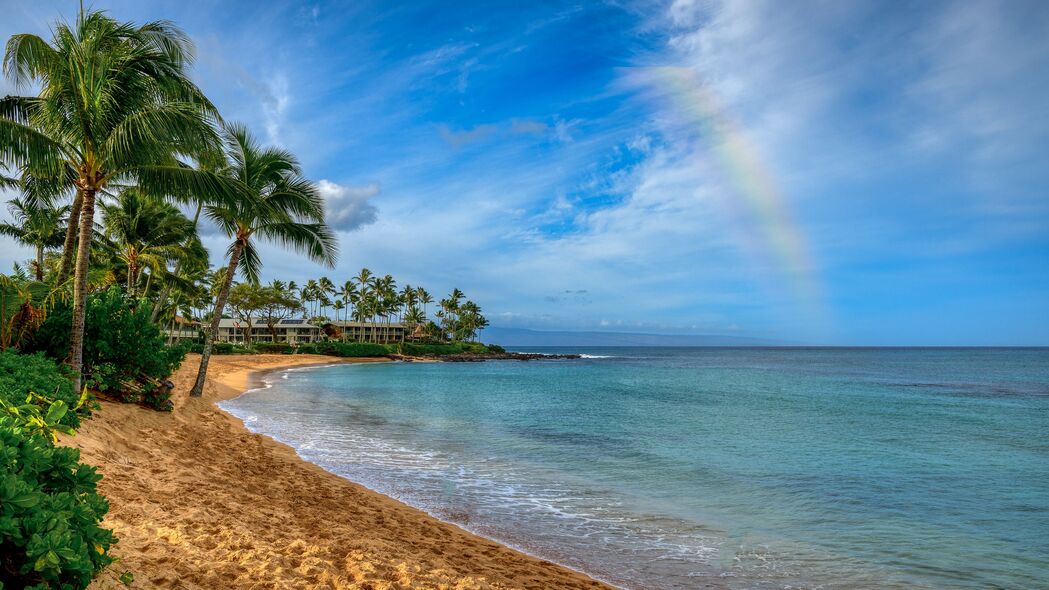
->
<box><xmin>2</xmin><ymin>11</ymin><xmax>231</xmax><ymax>390</ymax></box>
<box><xmin>416</xmin><ymin>287</ymin><xmax>433</xmax><ymax>320</ymax></box>
<box><xmin>0</xmin><ymin>196</ymin><xmax>69</xmax><ymax>280</ymax></box>
<box><xmin>318</xmin><ymin>276</ymin><xmax>335</xmax><ymax>317</ymax></box>
<box><xmin>99</xmin><ymin>188</ymin><xmax>202</xmax><ymax>297</ymax></box>
<box><xmin>302</xmin><ymin>279</ymin><xmax>319</xmax><ymax>316</ymax></box>
<box><xmin>190</xmin><ymin>122</ymin><xmax>336</xmax><ymax>396</ymax></box>
<box><xmin>346</xmin><ymin>279</ymin><xmax>362</xmax><ymax>323</ymax></box>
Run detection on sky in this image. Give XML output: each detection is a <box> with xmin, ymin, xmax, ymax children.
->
<box><xmin>1</xmin><ymin>0</ymin><xmax>1047</xmax><ymax>345</ymax></box>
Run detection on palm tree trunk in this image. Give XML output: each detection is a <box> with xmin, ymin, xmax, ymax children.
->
<box><xmin>190</xmin><ymin>241</ymin><xmax>242</xmax><ymax>397</ymax></box>
<box><xmin>56</xmin><ymin>189</ymin><xmax>84</xmax><ymax>285</ymax></box>
<box><xmin>127</xmin><ymin>258</ymin><xmax>138</xmax><ymax>296</ymax></box>
<box><xmin>166</xmin><ymin>294</ymin><xmax>181</xmax><ymax>345</ymax></box>
<box><xmin>35</xmin><ymin>245</ymin><xmax>44</xmax><ymax>281</ymax></box>
<box><xmin>68</xmin><ymin>188</ymin><xmax>96</xmax><ymax>393</ymax></box>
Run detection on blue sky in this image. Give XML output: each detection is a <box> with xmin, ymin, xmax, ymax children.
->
<box><xmin>2</xmin><ymin>0</ymin><xmax>1047</xmax><ymax>345</ymax></box>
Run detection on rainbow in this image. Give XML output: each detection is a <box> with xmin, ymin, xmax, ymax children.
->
<box><xmin>644</xmin><ymin>66</ymin><xmax>826</xmax><ymax>324</ymax></box>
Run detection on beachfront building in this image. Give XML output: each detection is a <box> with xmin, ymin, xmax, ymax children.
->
<box><xmin>215</xmin><ymin>318</ymin><xmax>322</xmax><ymax>344</ymax></box>
<box><xmin>326</xmin><ymin>320</ymin><xmax>418</xmax><ymax>342</ymax></box>
<box><xmin>162</xmin><ymin>316</ymin><xmax>201</xmax><ymax>341</ymax></box>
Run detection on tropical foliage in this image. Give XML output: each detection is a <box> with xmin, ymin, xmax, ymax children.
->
<box><xmin>189</xmin><ymin>123</ymin><xmax>337</xmax><ymax>396</ymax></box>
<box><xmin>0</xmin><ymin>399</ymin><xmax>114</xmax><ymax>590</ymax></box>
<box><xmin>0</xmin><ymin>351</ymin><xmax>82</xmax><ymax>428</ymax></box>
<box><xmin>293</xmin><ymin>270</ymin><xmax>487</xmax><ymax>343</ymax></box>
<box><xmin>26</xmin><ymin>288</ymin><xmax>184</xmax><ymax>409</ymax></box>
<box><xmin>1</xmin><ymin>10</ymin><xmax>233</xmax><ymax>392</ymax></box>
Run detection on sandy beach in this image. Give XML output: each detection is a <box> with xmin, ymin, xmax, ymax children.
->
<box><xmin>64</xmin><ymin>354</ymin><xmax>613</xmax><ymax>590</ymax></box>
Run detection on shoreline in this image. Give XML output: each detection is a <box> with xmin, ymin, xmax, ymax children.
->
<box><xmin>225</xmin><ymin>359</ymin><xmax>628</xmax><ymax>590</ymax></box>
<box><xmin>71</xmin><ymin>353</ymin><xmax>614</xmax><ymax>589</ymax></box>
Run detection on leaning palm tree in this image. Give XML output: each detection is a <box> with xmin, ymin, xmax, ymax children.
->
<box><xmin>190</xmin><ymin>123</ymin><xmax>337</xmax><ymax>396</ymax></box>
<box><xmin>2</xmin><ymin>11</ymin><xmax>230</xmax><ymax>390</ymax></box>
<box><xmin>0</xmin><ymin>196</ymin><xmax>69</xmax><ymax>280</ymax></box>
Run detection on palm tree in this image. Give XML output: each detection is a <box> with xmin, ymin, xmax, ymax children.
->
<box><xmin>0</xmin><ymin>196</ymin><xmax>69</xmax><ymax>280</ymax></box>
<box><xmin>340</xmin><ymin>279</ymin><xmax>356</xmax><ymax>323</ymax></box>
<box><xmin>99</xmin><ymin>188</ymin><xmax>201</xmax><ymax>297</ymax></box>
<box><xmin>318</xmin><ymin>276</ymin><xmax>335</xmax><ymax>317</ymax></box>
<box><xmin>403</xmin><ymin>305</ymin><xmax>424</xmax><ymax>342</ymax></box>
<box><xmin>2</xmin><ymin>11</ymin><xmax>229</xmax><ymax>390</ymax></box>
<box><xmin>302</xmin><ymin>279</ymin><xmax>319</xmax><ymax>317</ymax></box>
<box><xmin>416</xmin><ymin>287</ymin><xmax>433</xmax><ymax>320</ymax></box>
<box><xmin>190</xmin><ymin>122</ymin><xmax>336</xmax><ymax>396</ymax></box>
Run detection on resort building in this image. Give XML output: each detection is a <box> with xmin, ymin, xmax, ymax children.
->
<box><xmin>161</xmin><ymin>316</ymin><xmax>201</xmax><ymax>341</ymax></box>
<box><xmin>215</xmin><ymin>318</ymin><xmax>322</xmax><ymax>344</ymax></box>
<box><xmin>210</xmin><ymin>318</ymin><xmax>425</xmax><ymax>344</ymax></box>
<box><xmin>326</xmin><ymin>320</ymin><xmax>411</xmax><ymax>342</ymax></box>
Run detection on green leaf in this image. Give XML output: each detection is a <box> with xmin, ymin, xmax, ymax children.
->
<box><xmin>44</xmin><ymin>401</ymin><xmax>67</xmax><ymax>425</ymax></box>
<box><xmin>10</xmin><ymin>492</ymin><xmax>40</xmax><ymax>508</ymax></box>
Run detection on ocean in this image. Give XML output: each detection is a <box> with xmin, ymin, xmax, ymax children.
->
<box><xmin>220</xmin><ymin>347</ymin><xmax>1049</xmax><ymax>589</ymax></box>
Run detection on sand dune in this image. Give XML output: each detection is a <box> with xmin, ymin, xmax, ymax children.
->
<box><xmin>66</xmin><ymin>354</ymin><xmax>613</xmax><ymax>590</ymax></box>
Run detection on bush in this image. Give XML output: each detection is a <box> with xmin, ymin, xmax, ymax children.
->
<box><xmin>395</xmin><ymin>342</ymin><xmax>501</xmax><ymax>356</ymax></box>
<box><xmin>0</xmin><ymin>403</ymin><xmax>115</xmax><ymax>589</ymax></box>
<box><xmin>296</xmin><ymin>341</ymin><xmax>390</xmax><ymax>357</ymax></box>
<box><xmin>190</xmin><ymin>342</ymin><xmax>254</xmax><ymax>355</ymax></box>
<box><xmin>253</xmin><ymin>342</ymin><xmax>293</xmax><ymax>354</ymax></box>
<box><xmin>27</xmin><ymin>288</ymin><xmax>185</xmax><ymax>403</ymax></box>
<box><xmin>0</xmin><ymin>351</ymin><xmax>83</xmax><ymax>428</ymax></box>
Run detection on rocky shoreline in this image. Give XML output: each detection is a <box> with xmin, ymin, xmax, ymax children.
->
<box><xmin>391</xmin><ymin>352</ymin><xmax>582</xmax><ymax>362</ymax></box>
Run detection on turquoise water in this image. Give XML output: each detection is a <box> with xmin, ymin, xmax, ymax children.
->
<box><xmin>221</xmin><ymin>348</ymin><xmax>1049</xmax><ymax>589</ymax></box>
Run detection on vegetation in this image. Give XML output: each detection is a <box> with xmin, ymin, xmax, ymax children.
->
<box><xmin>295</xmin><ymin>342</ymin><xmax>390</xmax><ymax>357</ymax></box>
<box><xmin>288</xmin><ymin>271</ymin><xmax>488</xmax><ymax>343</ymax></box>
<box><xmin>26</xmin><ymin>288</ymin><xmax>185</xmax><ymax>409</ymax></box>
<box><xmin>2</xmin><ymin>10</ymin><xmax>231</xmax><ymax>392</ymax></box>
<box><xmin>189</xmin><ymin>123</ymin><xmax>337</xmax><ymax>396</ymax></box>
<box><xmin>0</xmin><ymin>399</ymin><xmax>114</xmax><ymax>590</ymax></box>
<box><xmin>0</xmin><ymin>351</ymin><xmax>82</xmax><ymax>428</ymax></box>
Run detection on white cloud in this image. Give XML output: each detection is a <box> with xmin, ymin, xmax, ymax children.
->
<box><xmin>262</xmin><ymin>73</ymin><xmax>290</xmax><ymax>145</ymax></box>
<box><xmin>317</xmin><ymin>179</ymin><xmax>380</xmax><ymax>232</ymax></box>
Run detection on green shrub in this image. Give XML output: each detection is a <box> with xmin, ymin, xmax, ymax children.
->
<box><xmin>0</xmin><ymin>352</ymin><xmax>82</xmax><ymax>428</ymax></box>
<box><xmin>253</xmin><ymin>342</ymin><xmax>293</xmax><ymax>354</ymax></box>
<box><xmin>296</xmin><ymin>341</ymin><xmax>390</xmax><ymax>357</ymax></box>
<box><xmin>395</xmin><ymin>342</ymin><xmax>501</xmax><ymax>356</ymax></box>
<box><xmin>0</xmin><ymin>402</ymin><xmax>115</xmax><ymax>589</ymax></box>
<box><xmin>191</xmin><ymin>342</ymin><xmax>255</xmax><ymax>355</ymax></box>
<box><xmin>27</xmin><ymin>288</ymin><xmax>185</xmax><ymax>402</ymax></box>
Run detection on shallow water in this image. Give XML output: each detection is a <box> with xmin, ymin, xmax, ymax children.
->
<box><xmin>221</xmin><ymin>348</ymin><xmax>1049</xmax><ymax>589</ymax></box>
